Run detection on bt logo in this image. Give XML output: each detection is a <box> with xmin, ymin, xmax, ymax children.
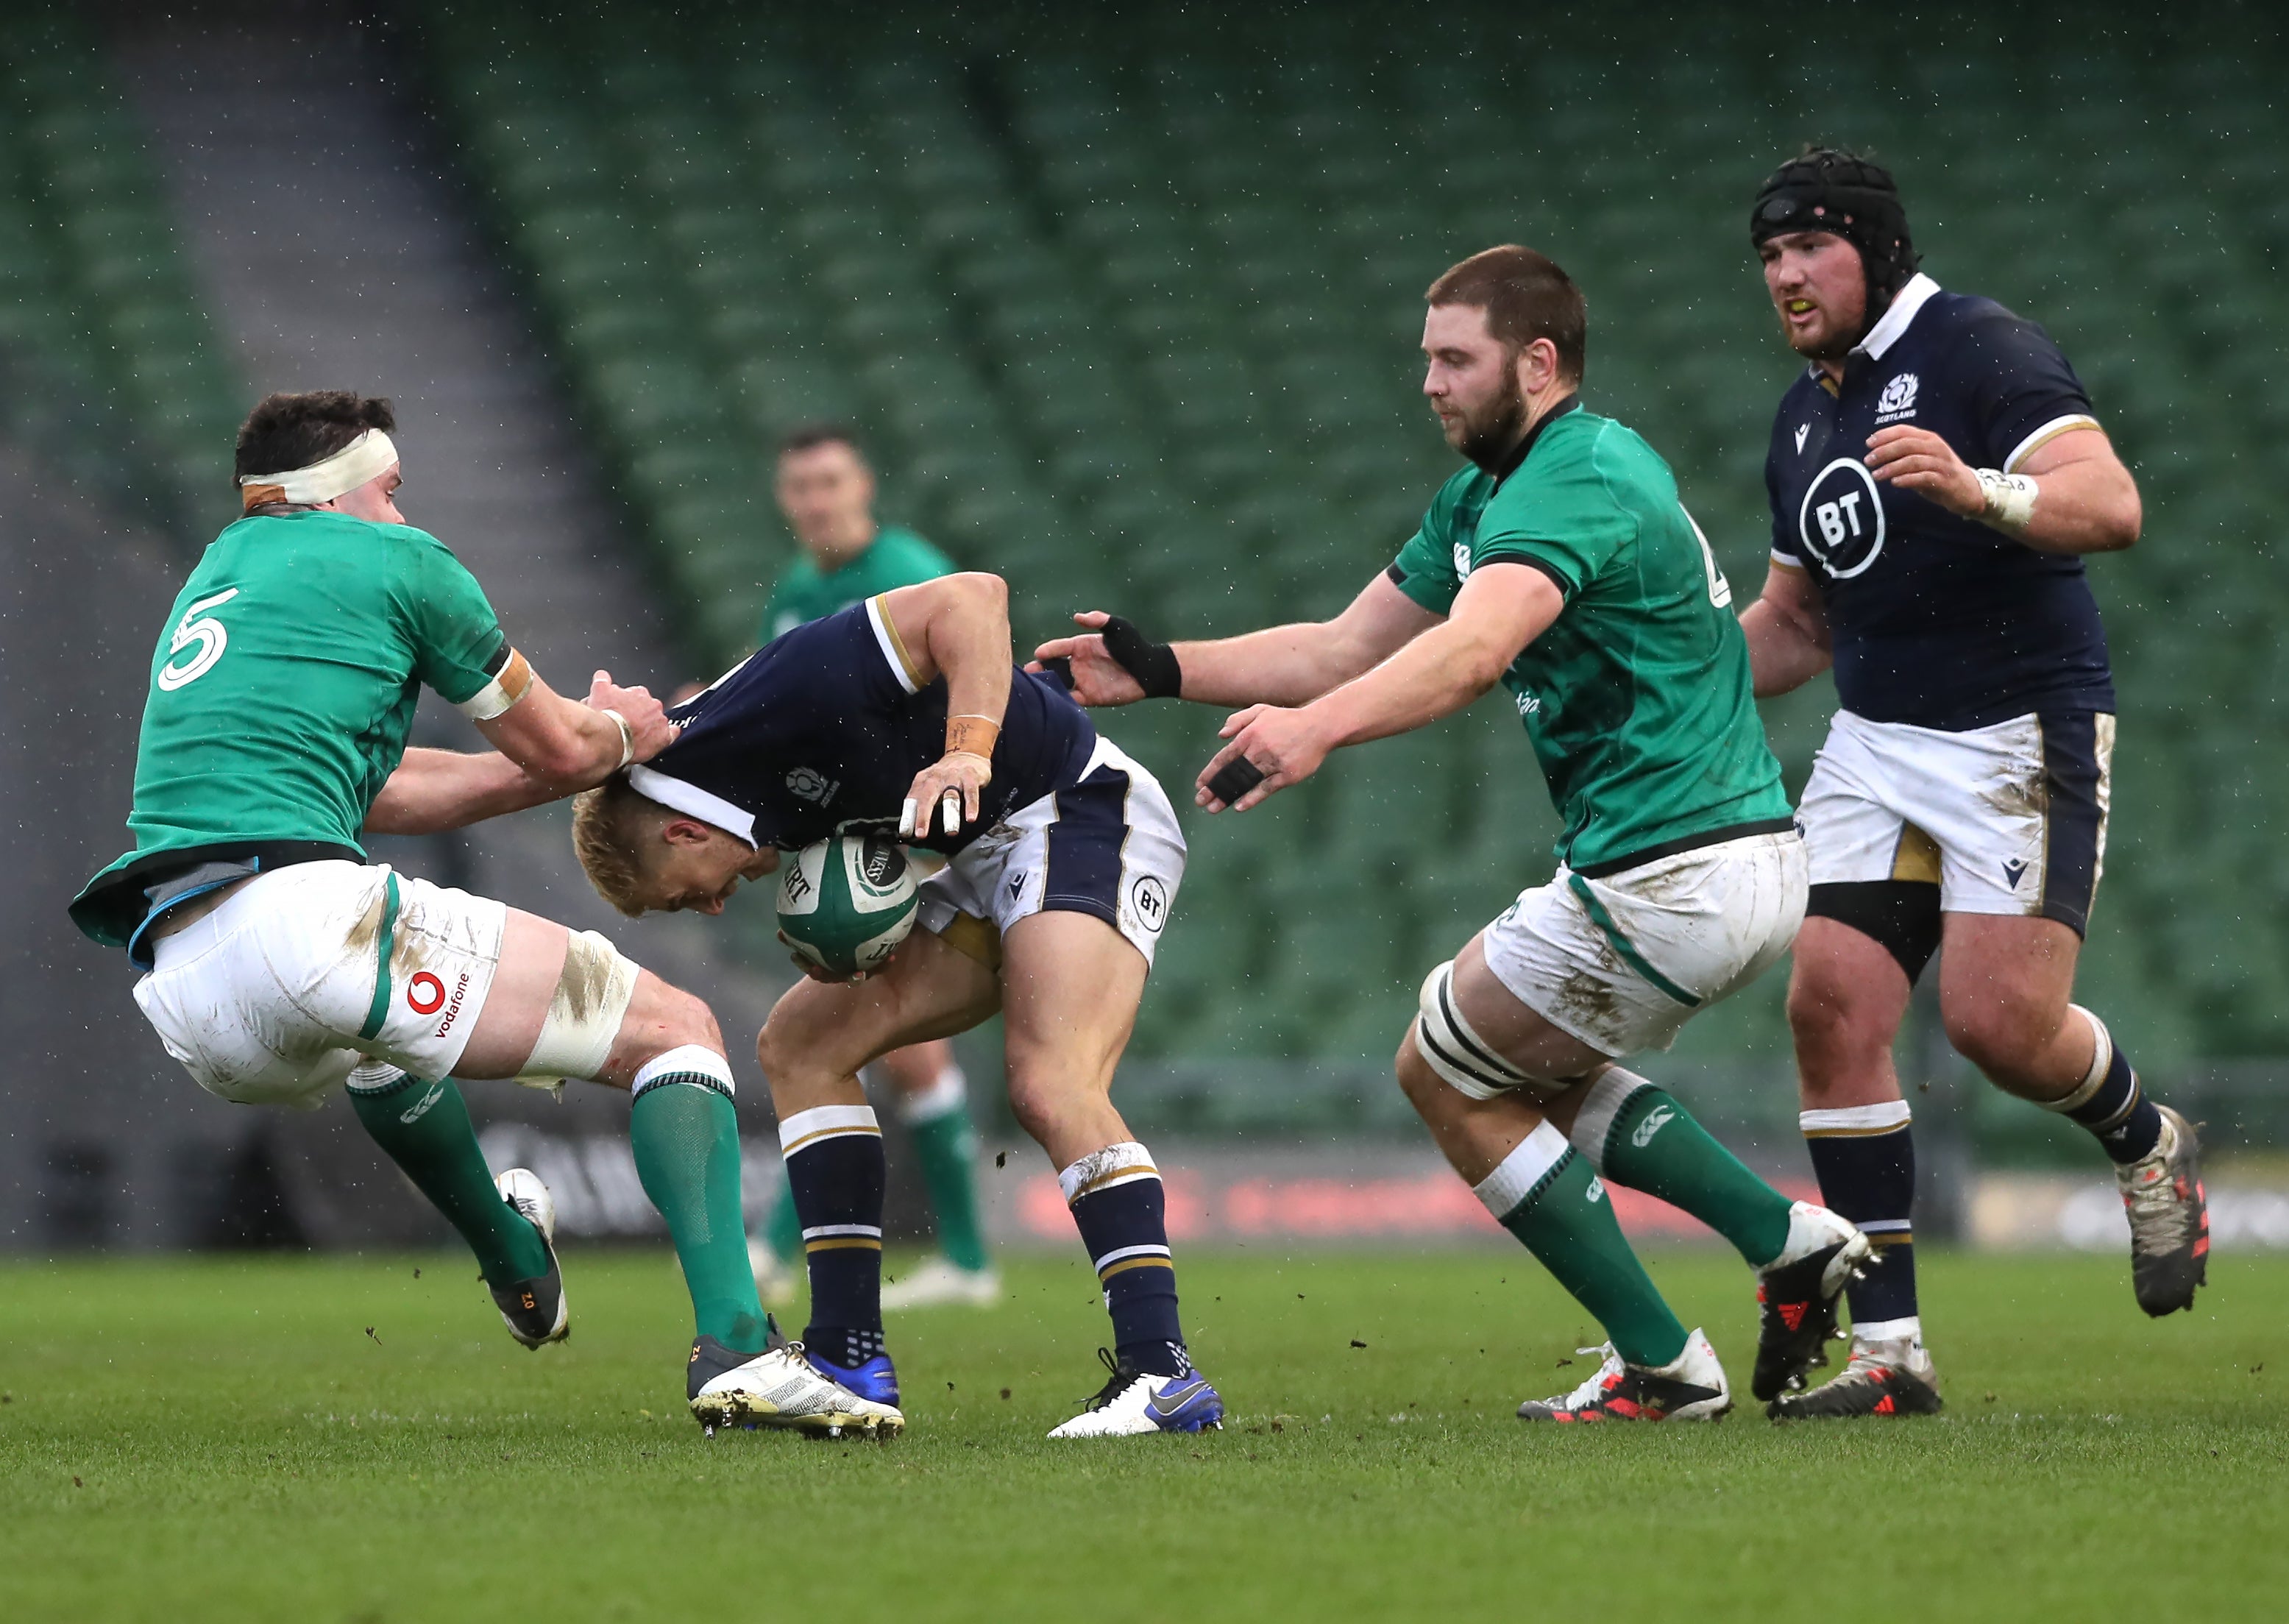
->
<box><xmin>1797</xmin><ymin>458</ymin><xmax>1887</xmax><ymax>578</ymax></box>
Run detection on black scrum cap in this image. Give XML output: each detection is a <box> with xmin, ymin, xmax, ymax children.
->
<box><xmin>1750</xmin><ymin>149</ymin><xmax>1920</xmax><ymax>304</ymax></box>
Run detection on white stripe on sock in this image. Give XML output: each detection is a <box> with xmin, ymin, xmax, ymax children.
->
<box><xmin>1799</xmin><ymin>1100</ymin><xmax>1912</xmax><ymax>1134</ymax></box>
<box><xmin>2044</xmin><ymin>1005</ymin><xmax>2115</xmax><ymax>1113</ymax></box>
<box><xmin>778</xmin><ymin>1104</ymin><xmax>881</xmax><ymax>1152</ymax></box>
<box><xmin>631</xmin><ymin>1044</ymin><xmax>734</xmax><ymax>1099</ymax></box>
<box><xmin>801</xmin><ymin>1224</ymin><xmax>884</xmax><ymax>1241</ymax></box>
<box><xmin>1090</xmin><ymin>1243</ymin><xmax>1172</xmax><ymax>1272</ymax></box>
<box><xmin>1853</xmin><ymin>1315</ymin><xmax>1921</xmax><ymax>1344</ymax></box>
<box><xmin>1569</xmin><ymin>1067</ymin><xmax>1655</xmax><ymax>1170</ymax></box>
<box><xmin>1473</xmin><ymin>1121</ymin><xmax>1572</xmax><ymax>1219</ymax></box>
<box><xmin>1058</xmin><ymin>1141</ymin><xmax>1158</xmax><ymax>1204</ymax></box>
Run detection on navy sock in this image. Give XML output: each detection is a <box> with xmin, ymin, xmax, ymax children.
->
<box><xmin>1062</xmin><ymin>1142</ymin><xmax>1189</xmax><ymax>1378</ymax></box>
<box><xmin>2052</xmin><ymin>1016</ymin><xmax>2162</xmax><ymax>1165</ymax></box>
<box><xmin>778</xmin><ymin>1105</ymin><xmax>886</xmax><ymax>1367</ymax></box>
<box><xmin>1801</xmin><ymin>1102</ymin><xmax>1920</xmax><ymax>1332</ymax></box>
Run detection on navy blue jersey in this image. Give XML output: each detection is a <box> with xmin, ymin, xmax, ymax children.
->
<box><xmin>1766</xmin><ymin>274</ymin><xmax>2116</xmax><ymax>730</ymax></box>
<box><xmin>631</xmin><ymin>598</ymin><xmax>1095</xmax><ymax>853</ymax></box>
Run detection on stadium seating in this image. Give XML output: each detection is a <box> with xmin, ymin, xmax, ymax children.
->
<box><xmin>415</xmin><ymin>3</ymin><xmax>2289</xmax><ymax>1068</ymax></box>
<box><xmin>0</xmin><ymin>11</ymin><xmax>241</xmax><ymax>545</ymax></box>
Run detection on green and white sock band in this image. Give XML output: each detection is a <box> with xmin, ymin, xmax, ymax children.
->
<box><xmin>1057</xmin><ymin>1141</ymin><xmax>1158</xmax><ymax>1205</ymax></box>
<box><xmin>1567</xmin><ymin>1068</ymin><xmax>1658</xmax><ymax>1171</ymax></box>
<box><xmin>1472</xmin><ymin>1121</ymin><xmax>1578</xmax><ymax>1221</ymax></box>
<box><xmin>345</xmin><ymin>1060</ymin><xmax>411</xmax><ymax>1096</ymax></box>
<box><xmin>777</xmin><ymin>1104</ymin><xmax>881</xmax><ymax>1154</ymax></box>
<box><xmin>630</xmin><ymin>1045</ymin><xmax>734</xmax><ymax>1102</ymax></box>
<box><xmin>898</xmin><ymin>1064</ymin><xmax>968</xmax><ymax>1125</ymax></box>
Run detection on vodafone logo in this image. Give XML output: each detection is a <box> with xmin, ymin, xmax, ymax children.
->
<box><xmin>406</xmin><ymin>973</ymin><xmax>447</xmax><ymax>1015</ymax></box>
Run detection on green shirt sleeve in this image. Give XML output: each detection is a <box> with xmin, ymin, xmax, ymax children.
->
<box><xmin>1387</xmin><ymin>481</ymin><xmax>1465</xmax><ymax>615</ymax></box>
<box><xmin>870</xmin><ymin>528</ymin><xmax>958</xmax><ymax>589</ymax></box>
<box><xmin>398</xmin><ymin>531</ymin><xmax>508</xmax><ymax>706</ymax></box>
<box><xmin>1472</xmin><ymin>428</ymin><xmax>1638</xmax><ymax>597</ymax></box>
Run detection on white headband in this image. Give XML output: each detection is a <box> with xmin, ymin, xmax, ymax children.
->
<box><xmin>238</xmin><ymin>429</ymin><xmax>399</xmax><ymax>509</ymax></box>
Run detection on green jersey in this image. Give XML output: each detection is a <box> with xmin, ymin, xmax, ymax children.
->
<box><xmin>71</xmin><ymin>509</ymin><xmax>510</xmax><ymax>948</ymax></box>
<box><xmin>1389</xmin><ymin>400</ymin><xmax>1791</xmax><ymax>873</ymax></box>
<box><xmin>759</xmin><ymin>524</ymin><xmax>955</xmax><ymax>644</ymax></box>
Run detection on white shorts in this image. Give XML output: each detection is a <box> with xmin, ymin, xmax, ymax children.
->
<box><xmin>915</xmin><ymin>735</ymin><xmax>1185</xmax><ymax>970</ymax></box>
<box><xmin>1800</xmin><ymin>707</ymin><xmax>2114</xmax><ymax>933</ymax></box>
<box><xmin>134</xmin><ymin>860</ymin><xmax>508</xmax><ymax>1109</ymax></box>
<box><xmin>1482</xmin><ymin>829</ymin><xmax>1809</xmax><ymax>1058</ymax></box>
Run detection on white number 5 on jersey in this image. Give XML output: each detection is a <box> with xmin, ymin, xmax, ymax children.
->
<box><xmin>156</xmin><ymin>588</ymin><xmax>239</xmax><ymax>690</ymax></box>
<box><xmin>1680</xmin><ymin>508</ymin><xmax>1733</xmax><ymax>609</ymax></box>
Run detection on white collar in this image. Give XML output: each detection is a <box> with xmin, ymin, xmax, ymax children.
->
<box><xmin>1853</xmin><ymin>272</ymin><xmax>1941</xmax><ymax>361</ymax></box>
<box><xmin>625</xmin><ymin>765</ymin><xmax>758</xmax><ymax>848</ymax></box>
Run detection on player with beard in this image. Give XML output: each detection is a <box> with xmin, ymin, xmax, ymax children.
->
<box><xmin>1037</xmin><ymin>246</ymin><xmax>1870</xmax><ymax>1422</ymax></box>
<box><xmin>1739</xmin><ymin>150</ymin><xmax>2205</xmax><ymax>1420</ymax></box>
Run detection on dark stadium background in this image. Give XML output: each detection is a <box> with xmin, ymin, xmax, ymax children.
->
<box><xmin>4</xmin><ymin>0</ymin><xmax>2284</xmax><ymax>1258</ymax></box>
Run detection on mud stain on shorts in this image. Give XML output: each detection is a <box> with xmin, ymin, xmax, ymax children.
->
<box><xmin>344</xmin><ymin>886</ymin><xmax>387</xmax><ymax>958</ymax></box>
<box><xmin>1982</xmin><ymin>760</ymin><xmax>2050</xmax><ymax>823</ymax></box>
<box><xmin>1547</xmin><ymin>966</ymin><xmax>1625</xmax><ymax>1038</ymax></box>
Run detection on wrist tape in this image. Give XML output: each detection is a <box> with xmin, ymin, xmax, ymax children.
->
<box><xmin>1975</xmin><ymin>467</ymin><xmax>2039</xmax><ymax>533</ymax></box>
<box><xmin>945</xmin><ymin>713</ymin><xmax>1001</xmax><ymax>759</ymax></box>
<box><xmin>1100</xmin><ymin>615</ymin><xmax>1183</xmax><ymax>699</ymax></box>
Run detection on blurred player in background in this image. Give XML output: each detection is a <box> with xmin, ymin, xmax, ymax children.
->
<box><xmin>748</xmin><ymin>425</ymin><xmax>998</xmax><ymax>1311</ymax></box>
<box><xmin>1040</xmin><ymin>248</ymin><xmax>1870</xmax><ymax>1422</ymax></box>
<box><xmin>1740</xmin><ymin>150</ymin><xmax>2205</xmax><ymax>1419</ymax></box>
<box><xmin>73</xmin><ymin>391</ymin><xmax>895</xmax><ymax>1436</ymax></box>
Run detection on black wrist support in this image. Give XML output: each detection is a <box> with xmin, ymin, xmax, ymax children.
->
<box><xmin>1099</xmin><ymin>614</ymin><xmax>1184</xmax><ymax>700</ymax></box>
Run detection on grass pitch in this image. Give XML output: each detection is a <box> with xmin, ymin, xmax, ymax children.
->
<box><xmin>3</xmin><ymin>1247</ymin><xmax>2284</xmax><ymax>1623</ymax></box>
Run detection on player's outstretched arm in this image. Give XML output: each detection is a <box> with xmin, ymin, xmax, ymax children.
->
<box><xmin>364</xmin><ymin>748</ymin><xmax>556</xmax><ymax>834</ymax></box>
<box><xmin>1739</xmin><ymin>561</ymin><xmax>1833</xmax><ymax>698</ymax></box>
<box><xmin>880</xmin><ymin>572</ymin><xmax>1012</xmax><ymax>838</ymax></box>
<box><xmin>369</xmin><ymin>670</ymin><xmax>676</xmax><ymax>834</ymax></box>
<box><xmin>475</xmin><ymin>667</ymin><xmax>676</xmax><ymax>793</ymax></box>
<box><xmin>1195</xmin><ymin>562</ymin><xmax>1560</xmax><ymax>812</ymax></box>
<box><xmin>1029</xmin><ymin>572</ymin><xmax>1441</xmax><ymax>709</ymax></box>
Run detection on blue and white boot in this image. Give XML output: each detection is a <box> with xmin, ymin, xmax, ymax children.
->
<box><xmin>803</xmin><ymin>1348</ymin><xmax>901</xmax><ymax>1408</ymax></box>
<box><xmin>1048</xmin><ymin>1348</ymin><xmax>1224</xmax><ymax>1438</ymax></box>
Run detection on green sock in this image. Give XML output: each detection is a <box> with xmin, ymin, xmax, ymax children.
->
<box><xmin>763</xmin><ymin>1178</ymin><xmax>803</xmax><ymax>1266</ymax></box>
<box><xmin>906</xmin><ymin>1092</ymin><xmax>991</xmax><ymax>1273</ymax></box>
<box><xmin>1486</xmin><ymin>1124</ymin><xmax>1688</xmax><ymax>1368</ymax></box>
<box><xmin>630</xmin><ymin>1075</ymin><xmax>768</xmax><ymax>1354</ymax></box>
<box><xmin>347</xmin><ymin>1069</ymin><xmax>545</xmax><ymax>1286</ymax></box>
<box><xmin>1574</xmin><ymin>1071</ymin><xmax>1794</xmax><ymax>1268</ymax></box>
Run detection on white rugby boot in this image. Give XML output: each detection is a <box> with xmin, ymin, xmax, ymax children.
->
<box><xmin>1767</xmin><ymin>1331</ymin><xmax>1943</xmax><ymax>1420</ymax></box>
<box><xmin>489</xmin><ymin>1169</ymin><xmax>569</xmax><ymax>1350</ymax></box>
<box><xmin>687</xmin><ymin>1326</ymin><xmax>905</xmax><ymax>1439</ymax></box>
<box><xmin>1752</xmin><ymin>1202</ymin><xmax>1871</xmax><ymax>1400</ymax></box>
<box><xmin>1516</xmin><ymin>1328</ymin><xmax>1731</xmax><ymax>1422</ymax></box>
<box><xmin>1515</xmin><ymin>1344</ymin><xmax>1625</xmax><ymax>1419</ymax></box>
<box><xmin>1047</xmin><ymin>1349</ymin><xmax>1225</xmax><ymax>1438</ymax></box>
<box><xmin>881</xmin><ymin>1256</ymin><xmax>1002</xmax><ymax>1311</ymax></box>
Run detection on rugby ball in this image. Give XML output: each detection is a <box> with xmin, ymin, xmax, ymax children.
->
<box><xmin>776</xmin><ymin>827</ymin><xmax>919</xmax><ymax>976</ymax></box>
